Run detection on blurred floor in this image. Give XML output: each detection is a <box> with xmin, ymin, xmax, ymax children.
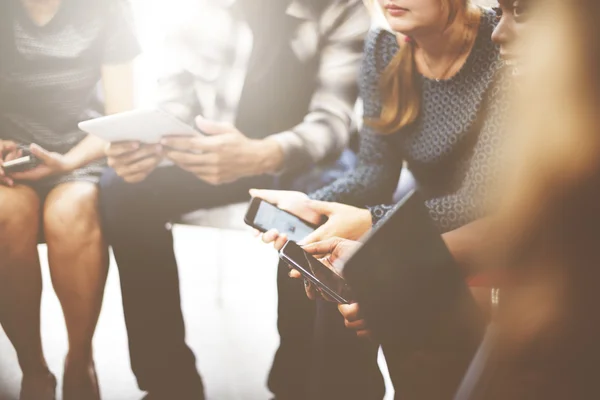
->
<box><xmin>0</xmin><ymin>226</ymin><xmax>392</xmax><ymax>400</ymax></box>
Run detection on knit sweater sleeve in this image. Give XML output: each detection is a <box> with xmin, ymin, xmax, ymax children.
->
<box><xmin>310</xmin><ymin>28</ymin><xmax>403</xmax><ymax>207</ymax></box>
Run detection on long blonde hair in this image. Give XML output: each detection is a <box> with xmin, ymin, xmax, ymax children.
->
<box><xmin>369</xmin><ymin>0</ymin><xmax>474</xmax><ymax>134</ymax></box>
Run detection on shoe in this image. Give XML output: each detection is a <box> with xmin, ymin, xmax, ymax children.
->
<box><xmin>20</xmin><ymin>371</ymin><xmax>57</xmax><ymax>400</ymax></box>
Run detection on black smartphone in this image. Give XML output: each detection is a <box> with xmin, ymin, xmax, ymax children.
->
<box><xmin>244</xmin><ymin>197</ymin><xmax>318</xmax><ymax>243</ymax></box>
<box><xmin>279</xmin><ymin>241</ymin><xmax>352</xmax><ymax>304</ymax></box>
<box><xmin>2</xmin><ymin>146</ymin><xmax>41</xmax><ymax>174</ymax></box>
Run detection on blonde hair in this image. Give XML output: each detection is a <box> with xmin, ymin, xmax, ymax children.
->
<box><xmin>369</xmin><ymin>0</ymin><xmax>474</xmax><ymax>134</ymax></box>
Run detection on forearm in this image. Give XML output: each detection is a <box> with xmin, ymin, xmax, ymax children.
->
<box><xmin>309</xmin><ymin>164</ymin><xmax>398</xmax><ymax>206</ymax></box>
<box><xmin>65</xmin><ymin>61</ymin><xmax>133</xmax><ymax>170</ymax></box>
<box><xmin>269</xmin><ymin>113</ymin><xmax>351</xmax><ymax>174</ymax></box>
<box><xmin>310</xmin><ymin>129</ymin><xmax>402</xmax><ymax>205</ymax></box>
<box><xmin>253</xmin><ymin>136</ymin><xmax>285</xmax><ymax>175</ymax></box>
<box><xmin>63</xmin><ymin>135</ymin><xmax>107</xmax><ymax>170</ymax></box>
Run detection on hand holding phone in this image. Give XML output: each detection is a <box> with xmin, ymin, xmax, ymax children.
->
<box><xmin>0</xmin><ymin>140</ymin><xmax>20</xmax><ymax>185</ymax></box>
<box><xmin>1</xmin><ymin>145</ymin><xmax>42</xmax><ymax>174</ymax></box>
<box><xmin>245</xmin><ymin>197</ymin><xmax>319</xmax><ymax>243</ymax></box>
<box><xmin>279</xmin><ymin>241</ymin><xmax>352</xmax><ymax>304</ymax></box>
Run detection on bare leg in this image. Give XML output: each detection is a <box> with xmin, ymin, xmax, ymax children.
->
<box><xmin>43</xmin><ymin>182</ymin><xmax>108</xmax><ymax>400</ymax></box>
<box><xmin>0</xmin><ymin>184</ymin><xmax>55</xmax><ymax>400</ymax></box>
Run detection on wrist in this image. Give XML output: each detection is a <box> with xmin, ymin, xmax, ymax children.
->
<box><xmin>360</xmin><ymin>208</ymin><xmax>373</xmax><ymax>234</ymax></box>
<box><xmin>60</xmin><ymin>154</ymin><xmax>81</xmax><ymax>172</ymax></box>
<box><xmin>255</xmin><ymin>137</ymin><xmax>285</xmax><ymax>175</ymax></box>
<box><xmin>348</xmin><ymin>208</ymin><xmax>373</xmax><ymax>241</ymax></box>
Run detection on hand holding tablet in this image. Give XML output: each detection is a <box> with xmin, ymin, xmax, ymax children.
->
<box><xmin>79</xmin><ymin>108</ymin><xmax>203</xmax><ymax>172</ymax></box>
<box><xmin>78</xmin><ymin>108</ymin><xmax>201</xmax><ymax>144</ymax></box>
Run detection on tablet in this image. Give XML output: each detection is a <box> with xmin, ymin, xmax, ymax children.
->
<box><xmin>78</xmin><ymin>108</ymin><xmax>200</xmax><ymax>143</ymax></box>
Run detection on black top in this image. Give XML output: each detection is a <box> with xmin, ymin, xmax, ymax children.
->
<box><xmin>311</xmin><ymin>8</ymin><xmax>509</xmax><ymax>233</ymax></box>
<box><xmin>0</xmin><ymin>0</ymin><xmax>140</xmax><ymax>187</ymax></box>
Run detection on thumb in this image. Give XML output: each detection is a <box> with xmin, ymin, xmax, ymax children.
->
<box><xmin>29</xmin><ymin>144</ymin><xmax>58</xmax><ymax>165</ymax></box>
<box><xmin>1</xmin><ymin>141</ymin><xmax>17</xmax><ymax>154</ymax></box>
<box><xmin>195</xmin><ymin>116</ymin><xmax>235</xmax><ymax>136</ymax></box>
<box><xmin>306</xmin><ymin>200</ymin><xmax>335</xmax><ymax>216</ymax></box>
<box><xmin>249</xmin><ymin>189</ymin><xmax>285</xmax><ymax>206</ymax></box>
<box><xmin>297</xmin><ymin>226</ymin><xmax>325</xmax><ymax>246</ymax></box>
<box><xmin>301</xmin><ymin>237</ymin><xmax>344</xmax><ymax>258</ymax></box>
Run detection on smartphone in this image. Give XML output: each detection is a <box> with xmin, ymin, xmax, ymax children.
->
<box><xmin>244</xmin><ymin>197</ymin><xmax>318</xmax><ymax>242</ymax></box>
<box><xmin>2</xmin><ymin>146</ymin><xmax>41</xmax><ymax>174</ymax></box>
<box><xmin>279</xmin><ymin>241</ymin><xmax>352</xmax><ymax>304</ymax></box>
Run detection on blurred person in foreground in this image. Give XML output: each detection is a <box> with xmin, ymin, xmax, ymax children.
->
<box><xmin>0</xmin><ymin>0</ymin><xmax>139</xmax><ymax>399</ymax></box>
<box><xmin>99</xmin><ymin>1</ymin><xmax>370</xmax><ymax>399</ymax></box>
<box><xmin>460</xmin><ymin>0</ymin><xmax>600</xmax><ymax>397</ymax></box>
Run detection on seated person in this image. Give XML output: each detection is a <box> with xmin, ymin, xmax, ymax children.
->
<box><xmin>0</xmin><ymin>0</ymin><xmax>139</xmax><ymax>399</ymax></box>
<box><xmin>98</xmin><ymin>1</ymin><xmax>370</xmax><ymax>398</ymax></box>
<box><xmin>327</xmin><ymin>0</ymin><xmax>533</xmax><ymax>333</ymax></box>
<box><xmin>255</xmin><ymin>0</ymin><xmax>509</xmax><ymax>397</ymax></box>
<box><xmin>277</xmin><ymin>2</ymin><xmax>550</xmax><ymax>398</ymax></box>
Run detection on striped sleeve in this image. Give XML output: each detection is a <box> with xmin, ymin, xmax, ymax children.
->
<box><xmin>270</xmin><ymin>0</ymin><xmax>370</xmax><ymax>174</ymax></box>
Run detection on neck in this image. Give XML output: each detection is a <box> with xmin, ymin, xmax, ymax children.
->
<box><xmin>412</xmin><ymin>7</ymin><xmax>478</xmax><ymax>62</ymax></box>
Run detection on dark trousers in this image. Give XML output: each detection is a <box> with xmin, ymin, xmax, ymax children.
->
<box><xmin>100</xmin><ymin>152</ymin><xmax>381</xmax><ymax>399</ymax></box>
<box><xmin>99</xmin><ymin>167</ymin><xmax>271</xmax><ymax>398</ymax></box>
<box><xmin>269</xmin><ymin>265</ymin><xmax>385</xmax><ymax>400</ymax></box>
<box><xmin>268</xmin><ymin>153</ymin><xmax>384</xmax><ymax>400</ymax></box>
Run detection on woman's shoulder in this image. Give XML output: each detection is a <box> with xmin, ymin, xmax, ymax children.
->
<box><xmin>363</xmin><ymin>27</ymin><xmax>400</xmax><ymax>78</ymax></box>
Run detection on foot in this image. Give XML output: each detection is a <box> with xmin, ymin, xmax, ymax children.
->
<box><xmin>62</xmin><ymin>357</ymin><xmax>100</xmax><ymax>400</ymax></box>
<box><xmin>142</xmin><ymin>393</ymin><xmax>205</xmax><ymax>400</ymax></box>
<box><xmin>20</xmin><ymin>370</ymin><xmax>57</xmax><ymax>400</ymax></box>
<box><xmin>141</xmin><ymin>385</ymin><xmax>205</xmax><ymax>400</ymax></box>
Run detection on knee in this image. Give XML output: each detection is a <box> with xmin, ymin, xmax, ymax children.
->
<box><xmin>44</xmin><ymin>185</ymin><xmax>102</xmax><ymax>244</ymax></box>
<box><xmin>0</xmin><ymin>187</ymin><xmax>40</xmax><ymax>241</ymax></box>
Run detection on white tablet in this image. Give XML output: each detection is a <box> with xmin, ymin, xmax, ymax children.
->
<box><xmin>78</xmin><ymin>108</ymin><xmax>199</xmax><ymax>143</ymax></box>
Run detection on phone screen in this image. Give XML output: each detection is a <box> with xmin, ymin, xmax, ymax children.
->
<box><xmin>281</xmin><ymin>241</ymin><xmax>352</xmax><ymax>304</ymax></box>
<box><xmin>253</xmin><ymin>200</ymin><xmax>315</xmax><ymax>242</ymax></box>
